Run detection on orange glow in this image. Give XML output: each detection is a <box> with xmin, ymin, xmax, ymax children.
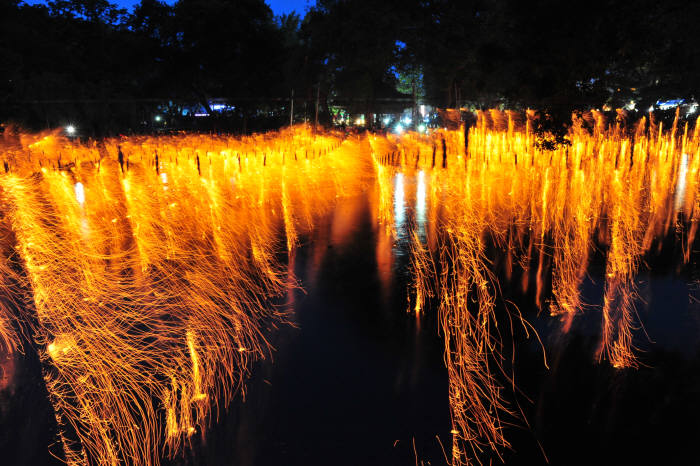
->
<box><xmin>0</xmin><ymin>125</ymin><xmax>368</xmax><ymax>466</ymax></box>
<box><xmin>372</xmin><ymin>110</ymin><xmax>699</xmax><ymax>464</ymax></box>
<box><xmin>0</xmin><ymin>109</ymin><xmax>698</xmax><ymax>466</ymax></box>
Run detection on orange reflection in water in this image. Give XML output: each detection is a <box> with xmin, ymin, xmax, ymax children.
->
<box><xmin>0</xmin><ymin>125</ymin><xmax>369</xmax><ymax>466</ymax></box>
<box><xmin>375</xmin><ymin>109</ymin><xmax>700</xmax><ymax>464</ymax></box>
<box><xmin>0</xmin><ymin>110</ymin><xmax>698</xmax><ymax>466</ymax></box>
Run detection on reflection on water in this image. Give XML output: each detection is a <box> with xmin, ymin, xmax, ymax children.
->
<box><xmin>416</xmin><ymin>170</ymin><xmax>427</xmax><ymax>237</ymax></box>
<box><xmin>372</xmin><ymin>109</ymin><xmax>700</xmax><ymax>464</ymax></box>
<box><xmin>0</xmin><ymin>353</ymin><xmax>15</xmax><ymax>393</ymax></box>
<box><xmin>0</xmin><ymin>126</ymin><xmax>366</xmax><ymax>466</ymax></box>
<box><xmin>675</xmin><ymin>152</ymin><xmax>689</xmax><ymax>213</ymax></box>
<box><xmin>394</xmin><ymin>172</ymin><xmax>405</xmax><ymax>231</ymax></box>
<box><xmin>0</xmin><ymin>113</ymin><xmax>699</xmax><ymax>466</ymax></box>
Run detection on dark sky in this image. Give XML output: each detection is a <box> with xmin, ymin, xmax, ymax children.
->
<box><xmin>24</xmin><ymin>0</ymin><xmax>314</xmax><ymax>16</ymax></box>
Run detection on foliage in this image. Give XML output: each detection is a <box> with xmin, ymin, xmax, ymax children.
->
<box><xmin>0</xmin><ymin>0</ymin><xmax>698</xmax><ymax>136</ymax></box>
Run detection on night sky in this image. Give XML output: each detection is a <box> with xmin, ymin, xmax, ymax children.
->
<box><xmin>23</xmin><ymin>0</ymin><xmax>314</xmax><ymax>16</ymax></box>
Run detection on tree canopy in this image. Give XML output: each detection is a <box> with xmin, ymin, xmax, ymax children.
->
<box><xmin>1</xmin><ymin>0</ymin><xmax>697</xmax><ymax>133</ymax></box>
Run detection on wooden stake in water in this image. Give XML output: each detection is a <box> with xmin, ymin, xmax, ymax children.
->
<box><xmin>290</xmin><ymin>89</ymin><xmax>295</xmax><ymax>127</ymax></box>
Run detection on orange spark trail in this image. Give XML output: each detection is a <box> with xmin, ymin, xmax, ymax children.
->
<box><xmin>373</xmin><ymin>109</ymin><xmax>699</xmax><ymax>464</ymax></box>
<box><xmin>0</xmin><ymin>110</ymin><xmax>698</xmax><ymax>466</ymax></box>
<box><xmin>0</xmin><ymin>125</ymin><xmax>370</xmax><ymax>466</ymax></box>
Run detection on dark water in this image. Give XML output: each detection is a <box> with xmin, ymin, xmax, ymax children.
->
<box><xmin>181</xmin><ymin>193</ymin><xmax>452</xmax><ymax>466</ymax></box>
<box><xmin>2</xmin><ymin>177</ymin><xmax>700</xmax><ymax>465</ymax></box>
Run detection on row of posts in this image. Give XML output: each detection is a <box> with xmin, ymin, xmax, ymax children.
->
<box><xmin>289</xmin><ymin>85</ymin><xmax>321</xmax><ymax>133</ymax></box>
<box><xmin>378</xmin><ymin>138</ymin><xmax>448</xmax><ymax>169</ymax></box>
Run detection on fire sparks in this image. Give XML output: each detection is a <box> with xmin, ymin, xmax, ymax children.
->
<box><xmin>371</xmin><ymin>109</ymin><xmax>700</xmax><ymax>464</ymax></box>
<box><xmin>0</xmin><ymin>110</ymin><xmax>698</xmax><ymax>466</ymax></box>
<box><xmin>0</xmin><ymin>125</ymin><xmax>368</xmax><ymax>466</ymax></box>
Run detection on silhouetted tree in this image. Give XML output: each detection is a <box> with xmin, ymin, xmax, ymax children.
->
<box><xmin>1</xmin><ymin>0</ymin><xmax>698</xmax><ymax>135</ymax></box>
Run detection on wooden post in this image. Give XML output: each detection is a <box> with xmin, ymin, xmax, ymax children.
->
<box><xmin>290</xmin><ymin>89</ymin><xmax>295</xmax><ymax>127</ymax></box>
<box><xmin>314</xmin><ymin>84</ymin><xmax>320</xmax><ymax>133</ymax></box>
<box><xmin>441</xmin><ymin>138</ymin><xmax>447</xmax><ymax>168</ymax></box>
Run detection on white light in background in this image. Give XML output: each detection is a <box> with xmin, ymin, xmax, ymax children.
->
<box><xmin>65</xmin><ymin>125</ymin><xmax>76</xmax><ymax>135</ymax></box>
<box><xmin>394</xmin><ymin>123</ymin><xmax>404</xmax><ymax>134</ymax></box>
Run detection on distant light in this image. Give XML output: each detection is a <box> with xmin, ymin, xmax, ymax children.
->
<box><xmin>383</xmin><ymin>117</ymin><xmax>391</xmax><ymax>125</ymax></box>
<box><xmin>154</xmin><ymin>115</ymin><xmax>163</xmax><ymax>122</ymax></box>
<box><xmin>65</xmin><ymin>125</ymin><xmax>76</xmax><ymax>135</ymax></box>
<box><xmin>74</xmin><ymin>182</ymin><xmax>85</xmax><ymax>205</ymax></box>
<box><xmin>657</xmin><ymin>99</ymin><xmax>685</xmax><ymax>110</ymax></box>
<box><xmin>394</xmin><ymin>123</ymin><xmax>404</xmax><ymax>134</ymax></box>
<box><xmin>194</xmin><ymin>113</ymin><xmax>209</xmax><ymax>117</ymax></box>
<box><xmin>688</xmin><ymin>103</ymin><xmax>698</xmax><ymax>115</ymax></box>
<box><xmin>418</xmin><ymin>124</ymin><xmax>426</xmax><ymax>133</ymax></box>
<box><xmin>624</xmin><ymin>100</ymin><xmax>636</xmax><ymax>111</ymax></box>
<box><xmin>402</xmin><ymin>116</ymin><xmax>412</xmax><ymax>125</ymax></box>
<box><xmin>648</xmin><ymin>106</ymin><xmax>654</xmax><ymax>113</ymax></box>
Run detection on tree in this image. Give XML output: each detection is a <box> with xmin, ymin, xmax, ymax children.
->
<box><xmin>170</xmin><ymin>0</ymin><xmax>285</xmax><ymax>116</ymax></box>
<box><xmin>304</xmin><ymin>0</ymin><xmax>415</xmax><ymax>126</ymax></box>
